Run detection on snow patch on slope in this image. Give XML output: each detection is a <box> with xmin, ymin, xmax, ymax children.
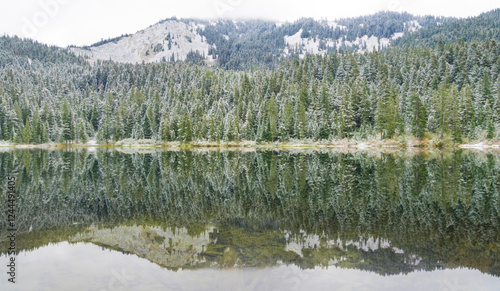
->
<box><xmin>284</xmin><ymin>29</ymin><xmax>324</xmax><ymax>58</ymax></box>
<box><xmin>327</xmin><ymin>21</ymin><xmax>346</xmax><ymax>30</ymax></box>
<box><xmin>71</xmin><ymin>20</ymin><xmax>211</xmax><ymax>64</ymax></box>
<box><xmin>405</xmin><ymin>20</ymin><xmax>422</xmax><ymax>32</ymax></box>
<box><xmin>283</xmin><ymin>19</ymin><xmax>424</xmax><ymax>56</ymax></box>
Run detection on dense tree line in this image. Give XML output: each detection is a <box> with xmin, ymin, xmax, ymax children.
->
<box><xmin>1</xmin><ymin>34</ymin><xmax>499</xmax><ymax>144</ymax></box>
<box><xmin>291</xmin><ymin>12</ymin><xmax>453</xmax><ymax>42</ymax></box>
<box><xmin>395</xmin><ymin>9</ymin><xmax>500</xmax><ymax>48</ymax></box>
<box><xmin>185</xmin><ymin>11</ymin><xmax>457</xmax><ymax>70</ymax></box>
<box><xmin>195</xmin><ymin>19</ymin><xmax>285</xmax><ymax>69</ymax></box>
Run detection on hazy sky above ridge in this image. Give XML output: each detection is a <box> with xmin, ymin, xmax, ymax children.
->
<box><xmin>0</xmin><ymin>0</ymin><xmax>498</xmax><ymax>47</ymax></box>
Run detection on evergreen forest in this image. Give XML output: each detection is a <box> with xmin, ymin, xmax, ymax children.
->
<box><xmin>1</xmin><ymin>10</ymin><xmax>500</xmax><ymax>145</ymax></box>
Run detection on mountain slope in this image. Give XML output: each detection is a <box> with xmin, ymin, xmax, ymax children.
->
<box><xmin>71</xmin><ymin>19</ymin><xmax>211</xmax><ymax>64</ymax></box>
<box><xmin>69</xmin><ymin>12</ymin><xmax>453</xmax><ymax>69</ymax></box>
<box><xmin>395</xmin><ymin>9</ymin><xmax>500</xmax><ymax>47</ymax></box>
<box><xmin>0</xmin><ymin>35</ymin><xmax>82</xmax><ymax>67</ymax></box>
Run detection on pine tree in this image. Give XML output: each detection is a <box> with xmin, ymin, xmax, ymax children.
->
<box><xmin>486</xmin><ymin>115</ymin><xmax>495</xmax><ymax>139</ymax></box>
<box><xmin>12</xmin><ymin>103</ymin><xmax>23</xmax><ymax>135</ymax></box>
<box><xmin>352</xmin><ymin>78</ymin><xmax>371</xmax><ymax>127</ymax></box>
<box><xmin>299</xmin><ymin>81</ymin><xmax>309</xmax><ymax>107</ymax></box>
<box><xmin>146</xmin><ymin>104</ymin><xmax>158</xmax><ymax>139</ymax></box>
<box><xmin>481</xmin><ymin>71</ymin><xmax>493</xmax><ymax>107</ymax></box>
<box><xmin>281</xmin><ymin>101</ymin><xmax>294</xmax><ymax>140</ymax></box>
<box><xmin>338</xmin><ymin>86</ymin><xmax>356</xmax><ymax>138</ymax></box>
<box><xmin>143</xmin><ymin>113</ymin><xmax>153</xmax><ymax>139</ymax></box>
<box><xmin>2</xmin><ymin>109</ymin><xmax>13</xmax><ymax>141</ymax></box>
<box><xmin>32</xmin><ymin>110</ymin><xmax>41</xmax><ymax>144</ymax></box>
<box><xmin>161</xmin><ymin>119</ymin><xmax>170</xmax><ymax>141</ymax></box>
<box><xmin>13</xmin><ymin>131</ymin><xmax>22</xmax><ymax>144</ymax></box>
<box><xmin>90</xmin><ymin>101</ymin><xmax>99</xmax><ymax>131</ymax></box>
<box><xmin>459</xmin><ymin>84</ymin><xmax>475</xmax><ymax>138</ymax></box>
<box><xmin>77</xmin><ymin>120</ymin><xmax>89</xmax><ymax>143</ymax></box>
<box><xmin>264</xmin><ymin>95</ymin><xmax>278</xmax><ymax>141</ymax></box>
<box><xmin>179</xmin><ymin>111</ymin><xmax>193</xmax><ymax>142</ymax></box>
<box><xmin>61</xmin><ymin>99</ymin><xmax>74</xmax><ymax>142</ymax></box>
<box><xmin>449</xmin><ymin>86</ymin><xmax>462</xmax><ymax>143</ymax></box>
<box><xmin>431</xmin><ymin>83</ymin><xmax>451</xmax><ymax>139</ymax></box>
<box><xmin>22</xmin><ymin>120</ymin><xmax>31</xmax><ymax>144</ymax></box>
<box><xmin>409</xmin><ymin>94</ymin><xmax>427</xmax><ymax>139</ymax></box>
<box><xmin>244</xmin><ymin>110</ymin><xmax>254</xmax><ymax>141</ymax></box>
<box><xmin>232</xmin><ymin>115</ymin><xmax>239</xmax><ymax>142</ymax></box>
<box><xmin>482</xmin><ymin>100</ymin><xmax>494</xmax><ymax>140</ymax></box>
<box><xmin>41</xmin><ymin>122</ymin><xmax>49</xmax><ymax>143</ymax></box>
<box><xmin>375</xmin><ymin>66</ymin><xmax>397</xmax><ymax>139</ymax></box>
<box><xmin>99</xmin><ymin>92</ymin><xmax>114</xmax><ymax>142</ymax></box>
<box><xmin>493</xmin><ymin>76</ymin><xmax>500</xmax><ymax>125</ymax></box>
<box><xmin>296</xmin><ymin>101</ymin><xmax>307</xmax><ymax>140</ymax></box>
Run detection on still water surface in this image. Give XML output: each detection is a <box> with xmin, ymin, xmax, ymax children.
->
<box><xmin>0</xmin><ymin>148</ymin><xmax>499</xmax><ymax>290</ymax></box>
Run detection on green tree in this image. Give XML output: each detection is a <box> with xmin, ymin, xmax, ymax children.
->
<box><xmin>296</xmin><ymin>101</ymin><xmax>307</xmax><ymax>140</ymax></box>
<box><xmin>41</xmin><ymin>122</ymin><xmax>49</xmax><ymax>143</ymax></box>
<box><xmin>61</xmin><ymin>99</ymin><xmax>74</xmax><ymax>142</ymax></box>
<box><xmin>264</xmin><ymin>95</ymin><xmax>278</xmax><ymax>141</ymax></box>
<box><xmin>77</xmin><ymin>119</ymin><xmax>89</xmax><ymax>143</ymax></box>
<box><xmin>431</xmin><ymin>83</ymin><xmax>451</xmax><ymax>139</ymax></box>
<box><xmin>459</xmin><ymin>84</ymin><xmax>475</xmax><ymax>138</ymax></box>
<box><xmin>22</xmin><ymin>120</ymin><xmax>31</xmax><ymax>144</ymax></box>
<box><xmin>338</xmin><ymin>86</ymin><xmax>356</xmax><ymax>138</ymax></box>
<box><xmin>375</xmin><ymin>71</ymin><xmax>397</xmax><ymax>139</ymax></box>
<box><xmin>161</xmin><ymin>119</ymin><xmax>170</xmax><ymax>141</ymax></box>
<box><xmin>493</xmin><ymin>76</ymin><xmax>500</xmax><ymax>125</ymax></box>
<box><xmin>143</xmin><ymin>114</ymin><xmax>153</xmax><ymax>139</ymax></box>
<box><xmin>179</xmin><ymin>112</ymin><xmax>193</xmax><ymax>142</ymax></box>
<box><xmin>32</xmin><ymin>110</ymin><xmax>42</xmax><ymax>144</ymax></box>
<box><xmin>13</xmin><ymin>132</ymin><xmax>22</xmax><ymax>144</ymax></box>
<box><xmin>409</xmin><ymin>94</ymin><xmax>427</xmax><ymax>139</ymax></box>
<box><xmin>98</xmin><ymin>92</ymin><xmax>114</xmax><ymax>142</ymax></box>
<box><xmin>449</xmin><ymin>86</ymin><xmax>462</xmax><ymax>143</ymax></box>
<box><xmin>486</xmin><ymin>115</ymin><xmax>495</xmax><ymax>139</ymax></box>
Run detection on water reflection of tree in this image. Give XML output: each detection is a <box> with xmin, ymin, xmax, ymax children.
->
<box><xmin>0</xmin><ymin>149</ymin><xmax>499</xmax><ymax>275</ymax></box>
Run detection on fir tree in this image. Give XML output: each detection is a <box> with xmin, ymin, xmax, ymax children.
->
<box><xmin>281</xmin><ymin>101</ymin><xmax>294</xmax><ymax>140</ymax></box>
<box><xmin>32</xmin><ymin>110</ymin><xmax>41</xmax><ymax>144</ymax></box>
<box><xmin>296</xmin><ymin>102</ymin><xmax>307</xmax><ymax>140</ymax></box>
<box><xmin>449</xmin><ymin>86</ymin><xmax>462</xmax><ymax>143</ymax></box>
<box><xmin>61</xmin><ymin>98</ymin><xmax>74</xmax><ymax>142</ymax></box>
<box><xmin>409</xmin><ymin>94</ymin><xmax>427</xmax><ymax>139</ymax></box>
<box><xmin>264</xmin><ymin>95</ymin><xmax>278</xmax><ymax>141</ymax></box>
<box><xmin>459</xmin><ymin>84</ymin><xmax>475</xmax><ymax>138</ymax></box>
<box><xmin>375</xmin><ymin>66</ymin><xmax>397</xmax><ymax>139</ymax></box>
<box><xmin>22</xmin><ymin>120</ymin><xmax>31</xmax><ymax>144</ymax></box>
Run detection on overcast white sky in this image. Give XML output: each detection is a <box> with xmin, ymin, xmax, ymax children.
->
<box><xmin>0</xmin><ymin>0</ymin><xmax>498</xmax><ymax>47</ymax></box>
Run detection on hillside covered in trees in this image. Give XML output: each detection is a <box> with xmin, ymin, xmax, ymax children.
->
<box><xmin>71</xmin><ymin>11</ymin><xmax>455</xmax><ymax>70</ymax></box>
<box><xmin>0</xmin><ymin>10</ymin><xmax>500</xmax><ymax>145</ymax></box>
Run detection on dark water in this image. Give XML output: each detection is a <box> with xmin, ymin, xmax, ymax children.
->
<box><xmin>0</xmin><ymin>148</ymin><xmax>499</xmax><ymax>290</ymax></box>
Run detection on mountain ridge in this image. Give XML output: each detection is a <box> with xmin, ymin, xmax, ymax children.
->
<box><xmin>69</xmin><ymin>11</ymin><xmax>458</xmax><ymax>69</ymax></box>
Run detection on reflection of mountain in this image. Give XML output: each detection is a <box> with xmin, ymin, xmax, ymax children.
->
<box><xmin>2</xmin><ymin>222</ymin><xmax>490</xmax><ymax>277</ymax></box>
<box><xmin>0</xmin><ymin>149</ymin><xmax>499</xmax><ymax>275</ymax></box>
<box><xmin>24</xmin><ymin>224</ymin><xmax>427</xmax><ymax>274</ymax></box>
<box><xmin>72</xmin><ymin>225</ymin><xmax>214</xmax><ymax>270</ymax></box>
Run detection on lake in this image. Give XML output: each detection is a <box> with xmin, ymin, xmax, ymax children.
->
<box><xmin>1</xmin><ymin>148</ymin><xmax>499</xmax><ymax>290</ymax></box>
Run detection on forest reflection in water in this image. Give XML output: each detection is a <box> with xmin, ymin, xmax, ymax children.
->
<box><xmin>0</xmin><ymin>148</ymin><xmax>499</xmax><ymax>290</ymax></box>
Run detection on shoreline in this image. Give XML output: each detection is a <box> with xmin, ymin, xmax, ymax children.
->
<box><xmin>1</xmin><ymin>139</ymin><xmax>500</xmax><ymax>151</ymax></box>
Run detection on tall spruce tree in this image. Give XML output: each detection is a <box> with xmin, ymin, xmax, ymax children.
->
<box><xmin>61</xmin><ymin>98</ymin><xmax>74</xmax><ymax>143</ymax></box>
<box><xmin>459</xmin><ymin>84</ymin><xmax>475</xmax><ymax>138</ymax></box>
<box><xmin>409</xmin><ymin>94</ymin><xmax>427</xmax><ymax>139</ymax></box>
<box><xmin>22</xmin><ymin>120</ymin><xmax>31</xmax><ymax>144</ymax></box>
